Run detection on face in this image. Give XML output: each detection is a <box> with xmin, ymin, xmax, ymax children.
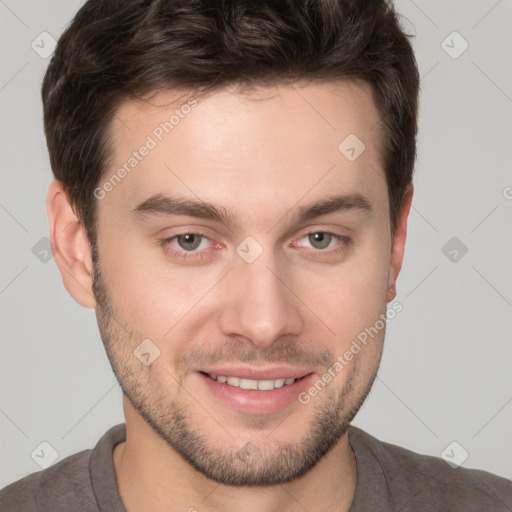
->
<box><xmin>90</xmin><ymin>81</ymin><xmax>399</xmax><ymax>486</ymax></box>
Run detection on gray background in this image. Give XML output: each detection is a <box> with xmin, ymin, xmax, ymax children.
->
<box><xmin>1</xmin><ymin>0</ymin><xmax>511</xmax><ymax>487</ymax></box>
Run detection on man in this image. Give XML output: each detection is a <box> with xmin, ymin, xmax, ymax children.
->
<box><xmin>1</xmin><ymin>0</ymin><xmax>511</xmax><ymax>511</ymax></box>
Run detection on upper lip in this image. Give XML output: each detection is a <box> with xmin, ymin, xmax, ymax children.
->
<box><xmin>197</xmin><ymin>365</ymin><xmax>314</xmax><ymax>381</ymax></box>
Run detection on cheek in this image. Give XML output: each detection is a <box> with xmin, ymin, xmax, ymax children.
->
<box><xmin>99</xmin><ymin>233</ymin><xmax>224</xmax><ymax>340</ymax></box>
<box><xmin>295</xmin><ymin>238</ymin><xmax>390</xmax><ymax>345</ymax></box>
<box><xmin>99</xmin><ymin>216</ymin><xmax>391</xmax><ymax>348</ymax></box>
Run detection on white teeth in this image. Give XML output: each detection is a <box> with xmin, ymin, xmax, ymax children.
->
<box><xmin>274</xmin><ymin>378</ymin><xmax>285</xmax><ymax>389</ymax></box>
<box><xmin>208</xmin><ymin>374</ymin><xmax>298</xmax><ymax>390</ymax></box>
<box><xmin>257</xmin><ymin>379</ymin><xmax>276</xmax><ymax>391</ymax></box>
<box><xmin>239</xmin><ymin>378</ymin><xmax>258</xmax><ymax>390</ymax></box>
<box><xmin>227</xmin><ymin>376</ymin><xmax>240</xmax><ymax>386</ymax></box>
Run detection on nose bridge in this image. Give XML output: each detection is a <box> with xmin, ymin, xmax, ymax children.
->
<box><xmin>218</xmin><ymin>246</ymin><xmax>304</xmax><ymax>347</ymax></box>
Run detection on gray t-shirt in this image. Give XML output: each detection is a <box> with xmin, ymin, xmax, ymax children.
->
<box><xmin>1</xmin><ymin>423</ymin><xmax>511</xmax><ymax>511</ymax></box>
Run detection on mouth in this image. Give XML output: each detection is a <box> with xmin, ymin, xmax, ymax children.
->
<box><xmin>200</xmin><ymin>371</ymin><xmax>308</xmax><ymax>391</ymax></box>
<box><xmin>194</xmin><ymin>368</ymin><xmax>316</xmax><ymax>415</ymax></box>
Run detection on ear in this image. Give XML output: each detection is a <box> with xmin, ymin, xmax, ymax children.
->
<box><xmin>387</xmin><ymin>185</ymin><xmax>413</xmax><ymax>302</ymax></box>
<box><xmin>46</xmin><ymin>180</ymin><xmax>97</xmax><ymax>309</ymax></box>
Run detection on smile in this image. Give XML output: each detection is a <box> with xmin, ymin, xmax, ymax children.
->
<box><xmin>204</xmin><ymin>373</ymin><xmax>301</xmax><ymax>391</ymax></box>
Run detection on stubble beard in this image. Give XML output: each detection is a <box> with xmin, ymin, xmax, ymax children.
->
<box><xmin>91</xmin><ymin>246</ymin><xmax>381</xmax><ymax>487</ymax></box>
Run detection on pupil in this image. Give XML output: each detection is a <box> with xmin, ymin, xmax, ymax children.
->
<box><xmin>179</xmin><ymin>234</ymin><xmax>200</xmax><ymax>250</ymax></box>
<box><xmin>309</xmin><ymin>232</ymin><xmax>331</xmax><ymax>249</ymax></box>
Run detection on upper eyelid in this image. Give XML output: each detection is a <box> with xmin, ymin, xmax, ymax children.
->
<box><xmin>161</xmin><ymin>223</ymin><xmax>351</xmax><ymax>238</ymax></box>
<box><xmin>163</xmin><ymin>230</ymin><xmax>348</xmax><ymax>251</ymax></box>
<box><xmin>291</xmin><ymin>232</ymin><xmax>348</xmax><ymax>249</ymax></box>
<box><xmin>164</xmin><ymin>233</ymin><xmax>212</xmax><ymax>248</ymax></box>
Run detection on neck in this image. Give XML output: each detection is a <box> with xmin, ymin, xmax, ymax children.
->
<box><xmin>113</xmin><ymin>397</ymin><xmax>357</xmax><ymax>512</ymax></box>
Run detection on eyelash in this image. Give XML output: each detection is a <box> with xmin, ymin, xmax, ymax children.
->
<box><xmin>158</xmin><ymin>231</ymin><xmax>352</xmax><ymax>262</ymax></box>
<box><xmin>158</xmin><ymin>232</ymin><xmax>214</xmax><ymax>261</ymax></box>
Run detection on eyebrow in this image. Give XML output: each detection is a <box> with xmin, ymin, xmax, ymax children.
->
<box><xmin>131</xmin><ymin>191</ymin><xmax>372</xmax><ymax>228</ymax></box>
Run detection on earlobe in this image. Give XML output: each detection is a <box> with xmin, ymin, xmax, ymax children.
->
<box><xmin>387</xmin><ymin>185</ymin><xmax>413</xmax><ymax>303</ymax></box>
<box><xmin>46</xmin><ymin>180</ymin><xmax>97</xmax><ymax>309</ymax></box>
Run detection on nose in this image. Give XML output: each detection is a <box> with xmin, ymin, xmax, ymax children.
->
<box><xmin>218</xmin><ymin>249</ymin><xmax>305</xmax><ymax>349</ymax></box>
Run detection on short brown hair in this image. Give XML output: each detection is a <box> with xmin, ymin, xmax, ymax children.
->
<box><xmin>42</xmin><ymin>0</ymin><xmax>419</xmax><ymax>246</ymax></box>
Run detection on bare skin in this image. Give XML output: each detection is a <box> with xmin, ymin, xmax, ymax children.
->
<box><xmin>47</xmin><ymin>80</ymin><xmax>412</xmax><ymax>512</ymax></box>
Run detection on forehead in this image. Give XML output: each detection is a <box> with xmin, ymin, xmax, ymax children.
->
<box><xmin>102</xmin><ymin>80</ymin><xmax>386</xmax><ymax>225</ymax></box>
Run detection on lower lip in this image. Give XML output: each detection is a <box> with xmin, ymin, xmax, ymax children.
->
<box><xmin>195</xmin><ymin>371</ymin><xmax>316</xmax><ymax>415</ymax></box>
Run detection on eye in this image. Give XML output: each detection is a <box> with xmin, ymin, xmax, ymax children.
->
<box><xmin>158</xmin><ymin>230</ymin><xmax>351</xmax><ymax>263</ymax></box>
<box><xmin>305</xmin><ymin>232</ymin><xmax>335</xmax><ymax>250</ymax></box>
<box><xmin>297</xmin><ymin>232</ymin><xmax>348</xmax><ymax>250</ymax></box>
<box><xmin>158</xmin><ymin>232</ymin><xmax>214</xmax><ymax>261</ymax></box>
<box><xmin>174</xmin><ymin>233</ymin><xmax>207</xmax><ymax>251</ymax></box>
<box><xmin>291</xmin><ymin>231</ymin><xmax>352</xmax><ymax>259</ymax></box>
